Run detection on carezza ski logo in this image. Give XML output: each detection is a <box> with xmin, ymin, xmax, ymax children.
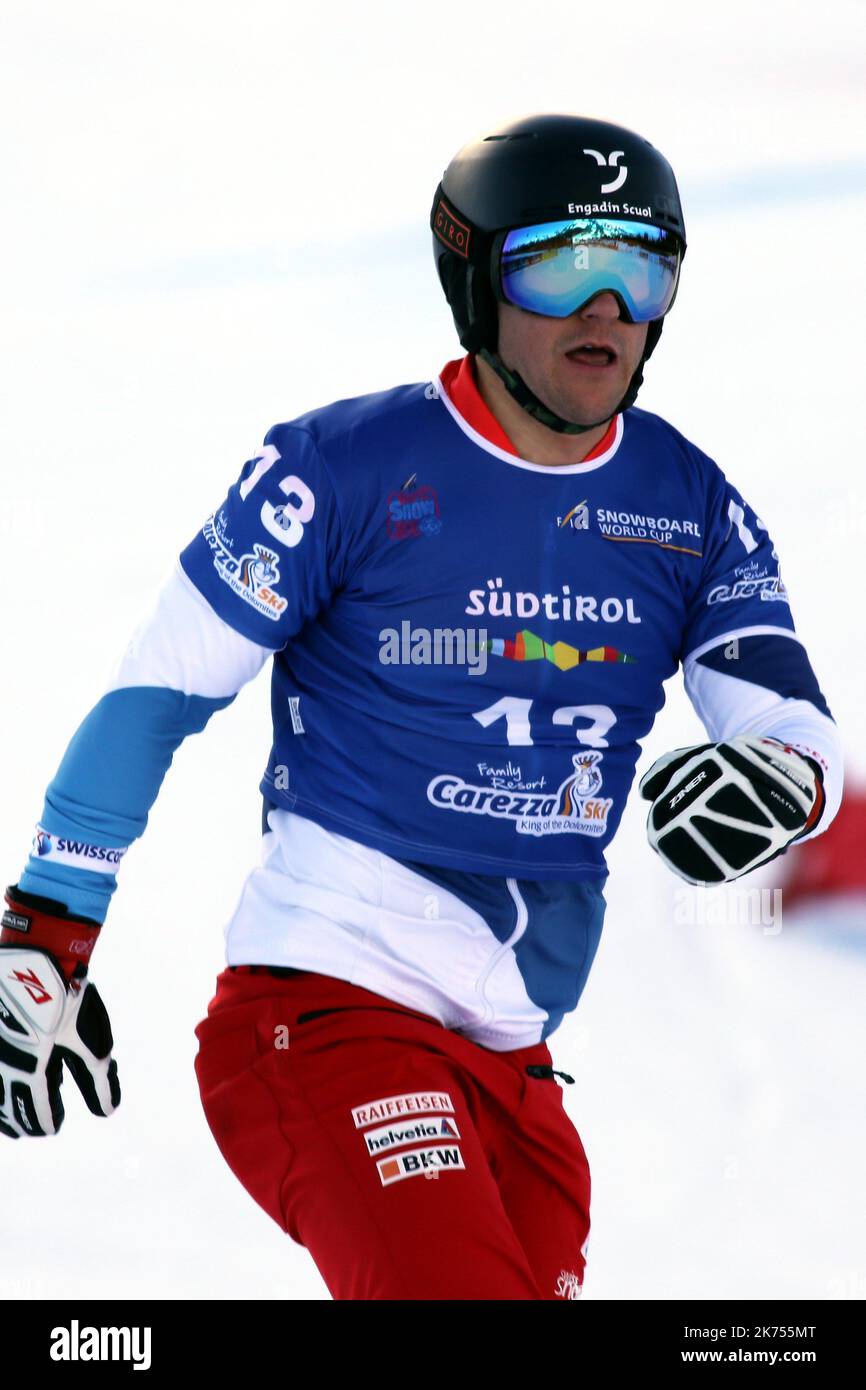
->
<box><xmin>428</xmin><ymin>750</ymin><xmax>612</xmax><ymax>839</ymax></box>
<box><xmin>386</xmin><ymin>472</ymin><xmax>442</xmax><ymax>541</ymax></box>
<box><xmin>203</xmin><ymin>515</ymin><xmax>288</xmax><ymax>620</ymax></box>
<box><xmin>707</xmin><ymin>556</ymin><xmax>788</xmax><ymax>605</ymax></box>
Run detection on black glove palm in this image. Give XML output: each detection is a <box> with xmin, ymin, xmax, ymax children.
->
<box><xmin>639</xmin><ymin>735</ymin><xmax>824</xmax><ymax>885</ymax></box>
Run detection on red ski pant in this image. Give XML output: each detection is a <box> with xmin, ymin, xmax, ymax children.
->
<box><xmin>194</xmin><ymin>966</ymin><xmax>591</xmax><ymax>1301</ymax></box>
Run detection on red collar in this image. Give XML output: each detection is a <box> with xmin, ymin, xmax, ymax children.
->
<box><xmin>438</xmin><ymin>354</ymin><xmax>619</xmax><ymax>461</ymax></box>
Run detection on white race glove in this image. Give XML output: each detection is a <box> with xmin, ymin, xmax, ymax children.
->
<box><xmin>0</xmin><ymin>885</ymin><xmax>119</xmax><ymax>1138</ymax></box>
<box><xmin>639</xmin><ymin>735</ymin><xmax>825</xmax><ymax>885</ymax></box>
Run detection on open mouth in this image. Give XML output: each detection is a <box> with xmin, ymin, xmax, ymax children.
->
<box><xmin>565</xmin><ymin>345</ymin><xmax>617</xmax><ymax>368</ymax></box>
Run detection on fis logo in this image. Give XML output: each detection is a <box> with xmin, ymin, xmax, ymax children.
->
<box><xmin>558</xmin><ymin>500</ymin><xmax>589</xmax><ymax>532</ymax></box>
<box><xmin>377</xmin><ymin>1144</ymin><xmax>465</xmax><ymax>1186</ymax></box>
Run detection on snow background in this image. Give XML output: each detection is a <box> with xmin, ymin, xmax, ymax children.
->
<box><xmin>1</xmin><ymin>0</ymin><xmax>864</xmax><ymax>1300</ymax></box>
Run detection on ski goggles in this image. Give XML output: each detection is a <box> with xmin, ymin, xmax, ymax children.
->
<box><xmin>495</xmin><ymin>217</ymin><xmax>683</xmax><ymax>323</ymax></box>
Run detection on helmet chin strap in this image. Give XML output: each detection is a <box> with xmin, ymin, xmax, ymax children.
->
<box><xmin>477</xmin><ymin>321</ymin><xmax>662</xmax><ymax>436</ymax></box>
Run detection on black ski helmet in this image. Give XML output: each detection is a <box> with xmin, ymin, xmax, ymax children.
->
<box><xmin>430</xmin><ymin>113</ymin><xmax>687</xmax><ymax>434</ymax></box>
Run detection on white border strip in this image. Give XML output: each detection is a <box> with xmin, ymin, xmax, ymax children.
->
<box><xmin>433</xmin><ymin>374</ymin><xmax>624</xmax><ymax>474</ymax></box>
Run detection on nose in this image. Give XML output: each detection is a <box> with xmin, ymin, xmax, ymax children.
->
<box><xmin>576</xmin><ymin>290</ymin><xmax>621</xmax><ymax>319</ymax></box>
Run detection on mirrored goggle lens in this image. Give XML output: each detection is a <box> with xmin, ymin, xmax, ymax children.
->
<box><xmin>500</xmin><ymin>218</ymin><xmax>682</xmax><ymax>322</ymax></box>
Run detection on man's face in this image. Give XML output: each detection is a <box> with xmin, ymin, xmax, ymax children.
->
<box><xmin>496</xmin><ymin>290</ymin><xmax>649</xmax><ymax>427</ymax></box>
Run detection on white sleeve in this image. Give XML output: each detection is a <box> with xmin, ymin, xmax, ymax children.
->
<box><xmin>683</xmin><ymin>627</ymin><xmax>844</xmax><ymax>843</ymax></box>
<box><xmin>105</xmin><ymin>559</ymin><xmax>273</xmax><ymax>698</ymax></box>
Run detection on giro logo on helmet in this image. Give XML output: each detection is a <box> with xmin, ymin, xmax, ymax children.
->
<box><xmin>433</xmin><ymin>199</ymin><xmax>472</xmax><ymax>259</ymax></box>
<box><xmin>582</xmin><ymin>148</ymin><xmax>628</xmax><ymax>194</ymax></box>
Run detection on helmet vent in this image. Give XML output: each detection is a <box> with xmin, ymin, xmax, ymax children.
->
<box><xmin>483</xmin><ymin>133</ymin><xmax>536</xmax><ymax>142</ymax></box>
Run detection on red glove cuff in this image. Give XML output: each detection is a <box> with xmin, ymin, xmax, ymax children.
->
<box><xmin>1</xmin><ymin>885</ymin><xmax>102</xmax><ymax>986</ymax></box>
<box><xmin>761</xmin><ymin>741</ymin><xmax>827</xmax><ymax>838</ymax></box>
<box><xmin>800</xmin><ymin>769</ymin><xmax>826</xmax><ymax>835</ymax></box>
